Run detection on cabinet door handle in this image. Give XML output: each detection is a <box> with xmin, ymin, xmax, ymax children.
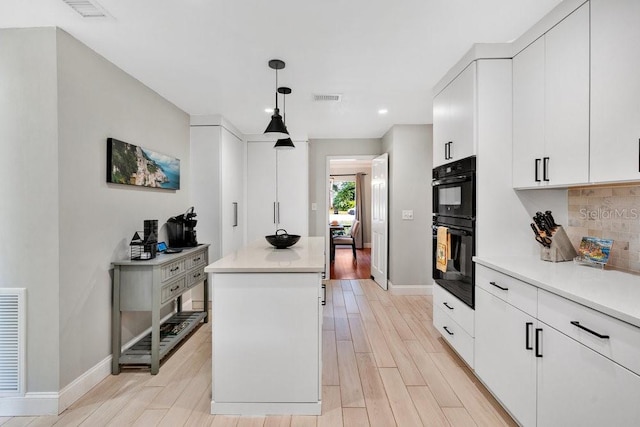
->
<box><xmin>444</xmin><ymin>142</ymin><xmax>449</xmax><ymax>160</ymax></box>
<box><xmin>233</xmin><ymin>202</ymin><xmax>238</xmax><ymax>227</ymax></box>
<box><xmin>277</xmin><ymin>202</ymin><xmax>280</xmax><ymax>224</ymax></box>
<box><xmin>570</xmin><ymin>321</ymin><xmax>610</xmax><ymax>339</ymax></box>
<box><xmin>448</xmin><ymin>141</ymin><xmax>453</xmax><ymax>159</ymax></box>
<box><xmin>489</xmin><ymin>281</ymin><xmax>508</xmax><ymax>291</ymax></box>
<box><xmin>442</xmin><ymin>302</ymin><xmax>454</xmax><ymax>310</ymax></box>
<box><xmin>535</xmin><ymin>158</ymin><xmax>541</xmax><ymax>182</ymax></box>
<box><xmin>321</xmin><ymin>284</ymin><xmax>326</xmax><ymax>305</ymax></box>
<box><xmin>443</xmin><ymin>326</ymin><xmax>454</xmax><ymax>336</ymax></box>
<box><xmin>535</xmin><ymin>328</ymin><xmax>543</xmax><ymax>357</ymax></box>
<box><xmin>273</xmin><ymin>202</ymin><xmax>277</xmax><ymax>224</ymax></box>
<box><xmin>525</xmin><ymin>322</ymin><xmax>533</xmax><ymax>350</ymax></box>
<box><xmin>543</xmin><ymin>157</ymin><xmax>550</xmax><ymax>182</ymax></box>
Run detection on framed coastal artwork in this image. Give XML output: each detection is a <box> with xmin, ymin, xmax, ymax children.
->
<box><xmin>578</xmin><ymin>237</ymin><xmax>613</xmax><ymax>265</ymax></box>
<box><xmin>106</xmin><ymin>138</ymin><xmax>180</xmax><ymax>190</ymax></box>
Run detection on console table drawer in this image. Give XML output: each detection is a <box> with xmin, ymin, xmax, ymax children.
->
<box><xmin>186</xmin><ymin>268</ymin><xmax>205</xmax><ymax>289</ymax></box>
<box><xmin>162</xmin><ymin>260</ymin><xmax>185</xmax><ymax>282</ymax></box>
<box><xmin>161</xmin><ymin>278</ymin><xmax>186</xmax><ymax>304</ymax></box>
<box><xmin>185</xmin><ymin>250</ymin><xmax>207</xmax><ymax>270</ymax></box>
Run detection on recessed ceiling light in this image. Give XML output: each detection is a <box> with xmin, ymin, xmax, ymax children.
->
<box><xmin>265</xmin><ymin>108</ymin><xmax>274</xmax><ymax>113</ymax></box>
<box><xmin>378</xmin><ymin>109</ymin><xmax>388</xmax><ymax>115</ymax></box>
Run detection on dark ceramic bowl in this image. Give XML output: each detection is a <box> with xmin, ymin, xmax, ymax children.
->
<box><xmin>265</xmin><ymin>229</ymin><xmax>301</xmax><ymax>249</ymax></box>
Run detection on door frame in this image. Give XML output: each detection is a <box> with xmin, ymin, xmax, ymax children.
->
<box><xmin>325</xmin><ymin>155</ymin><xmax>377</xmax><ymax>279</ymax></box>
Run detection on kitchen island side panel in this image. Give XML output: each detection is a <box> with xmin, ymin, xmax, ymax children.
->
<box><xmin>211</xmin><ymin>272</ymin><xmax>321</xmax><ymax>411</ymax></box>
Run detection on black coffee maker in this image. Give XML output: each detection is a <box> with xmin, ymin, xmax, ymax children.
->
<box><xmin>166</xmin><ymin>206</ymin><xmax>198</xmax><ymax>247</ymax></box>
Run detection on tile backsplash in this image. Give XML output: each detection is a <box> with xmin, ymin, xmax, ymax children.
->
<box><xmin>566</xmin><ymin>185</ymin><xmax>640</xmax><ymax>273</ymax></box>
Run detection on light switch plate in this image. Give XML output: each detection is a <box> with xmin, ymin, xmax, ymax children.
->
<box><xmin>402</xmin><ymin>210</ymin><xmax>414</xmax><ymax>220</ymax></box>
<box><xmin>311</xmin><ymin>203</ymin><xmax>317</xmax><ymax>211</ymax></box>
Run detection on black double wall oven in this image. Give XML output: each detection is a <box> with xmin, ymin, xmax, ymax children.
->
<box><xmin>432</xmin><ymin>156</ymin><xmax>476</xmax><ymax>309</ymax></box>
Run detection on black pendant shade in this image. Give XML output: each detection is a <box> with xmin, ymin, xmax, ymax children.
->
<box><xmin>274</xmin><ymin>86</ymin><xmax>295</xmax><ymax>149</ymax></box>
<box><xmin>264</xmin><ymin>59</ymin><xmax>290</xmax><ymax>139</ymax></box>
<box><xmin>264</xmin><ymin>108</ymin><xmax>288</xmax><ymax>138</ymax></box>
<box><xmin>274</xmin><ymin>137</ymin><xmax>295</xmax><ymax>149</ymax></box>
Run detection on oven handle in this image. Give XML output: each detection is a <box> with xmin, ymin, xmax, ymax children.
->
<box><xmin>432</xmin><ymin>175</ymin><xmax>473</xmax><ymax>186</ymax></box>
<box><xmin>432</xmin><ymin>225</ymin><xmax>472</xmax><ymax>237</ymax></box>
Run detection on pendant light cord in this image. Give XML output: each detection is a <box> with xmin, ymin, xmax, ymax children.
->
<box><xmin>275</xmin><ymin>68</ymin><xmax>279</xmax><ymax>110</ymax></box>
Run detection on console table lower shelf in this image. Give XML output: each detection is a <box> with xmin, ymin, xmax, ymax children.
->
<box><xmin>119</xmin><ymin>311</ymin><xmax>206</xmax><ymax>365</ymax></box>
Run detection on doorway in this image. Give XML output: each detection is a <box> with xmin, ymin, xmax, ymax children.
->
<box><xmin>325</xmin><ymin>156</ymin><xmax>375</xmax><ymax>280</ymax></box>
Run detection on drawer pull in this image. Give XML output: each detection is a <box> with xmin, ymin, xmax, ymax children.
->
<box><xmin>442</xmin><ymin>302</ymin><xmax>454</xmax><ymax>310</ymax></box>
<box><xmin>535</xmin><ymin>328</ymin><xmax>543</xmax><ymax>358</ymax></box>
<box><xmin>321</xmin><ymin>284</ymin><xmax>326</xmax><ymax>305</ymax></box>
<box><xmin>525</xmin><ymin>322</ymin><xmax>533</xmax><ymax>350</ymax></box>
<box><xmin>443</xmin><ymin>326</ymin><xmax>454</xmax><ymax>336</ymax></box>
<box><xmin>193</xmin><ymin>272</ymin><xmax>201</xmax><ymax>279</ymax></box>
<box><xmin>193</xmin><ymin>257</ymin><xmax>201</xmax><ymax>262</ymax></box>
<box><xmin>489</xmin><ymin>281</ymin><xmax>508</xmax><ymax>291</ymax></box>
<box><xmin>170</xmin><ymin>285</ymin><xmax>180</xmax><ymax>292</ymax></box>
<box><xmin>170</xmin><ymin>266</ymin><xmax>180</xmax><ymax>273</ymax></box>
<box><xmin>570</xmin><ymin>321</ymin><xmax>610</xmax><ymax>339</ymax></box>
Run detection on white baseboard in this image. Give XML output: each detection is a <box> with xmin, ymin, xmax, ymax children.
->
<box><xmin>61</xmin><ymin>311</ymin><xmax>178</xmax><ymax>415</ymax></box>
<box><xmin>0</xmin><ymin>393</ymin><xmax>58</xmax><ymax>416</ymax></box>
<box><xmin>58</xmin><ymin>354</ymin><xmax>112</xmax><ymax>413</ymax></box>
<box><xmin>388</xmin><ymin>281</ymin><xmax>432</xmax><ymax>295</ymax></box>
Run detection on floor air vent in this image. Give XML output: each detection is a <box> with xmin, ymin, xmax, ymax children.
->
<box><xmin>0</xmin><ymin>289</ymin><xmax>25</xmax><ymax>397</ymax></box>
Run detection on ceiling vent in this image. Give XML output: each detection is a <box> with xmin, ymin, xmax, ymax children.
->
<box><xmin>61</xmin><ymin>0</ymin><xmax>111</xmax><ymax>18</ymax></box>
<box><xmin>313</xmin><ymin>94</ymin><xmax>342</xmax><ymax>102</ymax></box>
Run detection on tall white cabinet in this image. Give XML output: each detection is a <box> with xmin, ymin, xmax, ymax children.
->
<box><xmin>190</xmin><ymin>119</ymin><xmax>246</xmax><ymax>263</ymax></box>
<box><xmin>590</xmin><ymin>0</ymin><xmax>640</xmax><ymax>183</ymax></box>
<box><xmin>512</xmin><ymin>2</ymin><xmax>590</xmax><ymax>188</ymax></box>
<box><xmin>246</xmin><ymin>141</ymin><xmax>309</xmax><ymax>243</ymax></box>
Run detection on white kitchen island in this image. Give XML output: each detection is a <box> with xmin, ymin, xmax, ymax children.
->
<box><xmin>205</xmin><ymin>237</ymin><xmax>325</xmax><ymax>416</ymax></box>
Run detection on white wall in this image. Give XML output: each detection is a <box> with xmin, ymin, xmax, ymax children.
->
<box><xmin>0</xmin><ymin>27</ymin><xmax>191</xmax><ymax>398</ymax></box>
<box><xmin>0</xmin><ymin>28</ymin><xmax>61</xmax><ymax>393</ymax></box>
<box><xmin>308</xmin><ymin>139</ymin><xmax>382</xmax><ymax>237</ymax></box>
<box><xmin>56</xmin><ymin>29</ymin><xmax>191</xmax><ymax>388</ymax></box>
<box><xmin>382</xmin><ymin>125</ymin><xmax>432</xmax><ymax>287</ymax></box>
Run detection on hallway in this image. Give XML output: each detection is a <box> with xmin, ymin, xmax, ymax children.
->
<box><xmin>330</xmin><ymin>247</ymin><xmax>371</xmax><ymax>280</ymax></box>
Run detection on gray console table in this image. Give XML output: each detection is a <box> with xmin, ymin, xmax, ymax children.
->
<box><xmin>111</xmin><ymin>244</ymin><xmax>209</xmax><ymax>375</ymax></box>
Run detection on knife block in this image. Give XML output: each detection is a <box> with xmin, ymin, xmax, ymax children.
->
<box><xmin>540</xmin><ymin>226</ymin><xmax>577</xmax><ymax>262</ymax></box>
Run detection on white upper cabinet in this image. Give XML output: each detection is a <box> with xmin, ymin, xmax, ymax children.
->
<box><xmin>246</xmin><ymin>141</ymin><xmax>309</xmax><ymax>243</ymax></box>
<box><xmin>512</xmin><ymin>2</ymin><xmax>590</xmax><ymax>188</ymax></box>
<box><xmin>590</xmin><ymin>0</ymin><xmax>640</xmax><ymax>183</ymax></box>
<box><xmin>513</xmin><ymin>37</ymin><xmax>546</xmax><ymax>188</ymax></box>
<box><xmin>433</xmin><ymin>62</ymin><xmax>476</xmax><ymax>167</ymax></box>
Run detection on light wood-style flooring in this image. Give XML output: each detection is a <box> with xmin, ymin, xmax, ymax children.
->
<box><xmin>2</xmin><ymin>280</ymin><xmax>515</xmax><ymax>427</ymax></box>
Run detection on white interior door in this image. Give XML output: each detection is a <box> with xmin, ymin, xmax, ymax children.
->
<box><xmin>371</xmin><ymin>153</ymin><xmax>388</xmax><ymax>290</ymax></box>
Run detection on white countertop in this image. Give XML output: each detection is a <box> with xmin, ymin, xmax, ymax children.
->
<box><xmin>474</xmin><ymin>255</ymin><xmax>640</xmax><ymax>328</ymax></box>
<box><xmin>205</xmin><ymin>237</ymin><xmax>325</xmax><ymax>273</ymax></box>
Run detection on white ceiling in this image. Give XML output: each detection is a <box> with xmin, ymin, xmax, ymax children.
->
<box><xmin>0</xmin><ymin>0</ymin><xmax>561</xmax><ymax>139</ymax></box>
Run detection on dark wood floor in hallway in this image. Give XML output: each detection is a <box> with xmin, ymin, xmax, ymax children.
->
<box><xmin>330</xmin><ymin>247</ymin><xmax>371</xmax><ymax>280</ymax></box>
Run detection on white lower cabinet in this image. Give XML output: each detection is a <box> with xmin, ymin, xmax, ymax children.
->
<box><xmin>475</xmin><ymin>265</ymin><xmax>640</xmax><ymax>426</ymax></box>
<box><xmin>433</xmin><ymin>283</ymin><xmax>474</xmax><ymax>368</ymax></box>
<box><xmin>537</xmin><ymin>324</ymin><xmax>640</xmax><ymax>427</ymax></box>
<box><xmin>475</xmin><ymin>287</ymin><xmax>537</xmax><ymax>427</ymax></box>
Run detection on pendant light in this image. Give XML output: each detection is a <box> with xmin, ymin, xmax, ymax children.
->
<box><xmin>274</xmin><ymin>86</ymin><xmax>295</xmax><ymax>149</ymax></box>
<box><xmin>264</xmin><ymin>59</ymin><xmax>289</xmax><ymax>139</ymax></box>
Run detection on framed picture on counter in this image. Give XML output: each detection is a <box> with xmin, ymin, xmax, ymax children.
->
<box><xmin>578</xmin><ymin>237</ymin><xmax>613</xmax><ymax>265</ymax></box>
